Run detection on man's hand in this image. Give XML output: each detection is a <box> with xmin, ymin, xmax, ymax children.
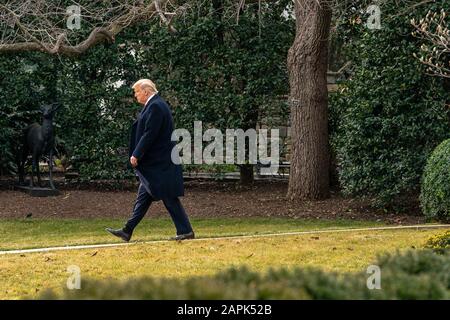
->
<box><xmin>130</xmin><ymin>156</ymin><xmax>138</xmax><ymax>168</ymax></box>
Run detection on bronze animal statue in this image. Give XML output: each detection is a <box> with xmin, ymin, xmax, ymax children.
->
<box><xmin>18</xmin><ymin>103</ymin><xmax>61</xmax><ymax>189</ymax></box>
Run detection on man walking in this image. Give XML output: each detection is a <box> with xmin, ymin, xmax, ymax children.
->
<box><xmin>106</xmin><ymin>79</ymin><xmax>194</xmax><ymax>241</ymax></box>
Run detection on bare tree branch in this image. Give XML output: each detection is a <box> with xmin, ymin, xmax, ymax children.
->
<box><xmin>155</xmin><ymin>0</ymin><xmax>177</xmax><ymax>33</ymax></box>
<box><xmin>0</xmin><ymin>0</ymin><xmax>172</xmax><ymax>56</ymax></box>
<box><xmin>0</xmin><ymin>0</ymin><xmax>435</xmax><ymax>58</ymax></box>
<box><xmin>412</xmin><ymin>9</ymin><xmax>450</xmax><ymax>78</ymax></box>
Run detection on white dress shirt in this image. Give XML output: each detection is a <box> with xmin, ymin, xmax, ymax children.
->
<box><xmin>145</xmin><ymin>91</ymin><xmax>158</xmax><ymax>106</ymax></box>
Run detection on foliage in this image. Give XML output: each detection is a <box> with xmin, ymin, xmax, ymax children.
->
<box><xmin>425</xmin><ymin>230</ymin><xmax>450</xmax><ymax>254</ymax></box>
<box><xmin>420</xmin><ymin>139</ymin><xmax>450</xmax><ymax>220</ymax></box>
<box><xmin>411</xmin><ymin>8</ymin><xmax>450</xmax><ymax>79</ymax></box>
<box><xmin>0</xmin><ymin>52</ymin><xmax>49</xmax><ymax>175</ymax></box>
<box><xmin>329</xmin><ymin>0</ymin><xmax>450</xmax><ymax>208</ymax></box>
<box><xmin>420</xmin><ymin>139</ymin><xmax>450</xmax><ymax>219</ymax></box>
<box><xmin>56</xmin><ymin>49</ymin><xmax>139</xmax><ymax>181</ymax></box>
<box><xmin>39</xmin><ymin>249</ymin><xmax>450</xmax><ymax>299</ymax></box>
<box><xmin>140</xmin><ymin>0</ymin><xmax>293</xmax><ymax>131</ymax></box>
<box><xmin>0</xmin><ymin>117</ymin><xmax>17</xmax><ymax>175</ymax></box>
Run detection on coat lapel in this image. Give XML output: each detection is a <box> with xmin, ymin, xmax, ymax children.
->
<box><xmin>141</xmin><ymin>92</ymin><xmax>160</xmax><ymax>115</ymax></box>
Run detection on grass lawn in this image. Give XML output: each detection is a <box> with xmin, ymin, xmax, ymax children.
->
<box><xmin>0</xmin><ymin>217</ymin><xmax>385</xmax><ymax>250</ymax></box>
<box><xmin>0</xmin><ymin>217</ymin><xmax>447</xmax><ymax>299</ymax></box>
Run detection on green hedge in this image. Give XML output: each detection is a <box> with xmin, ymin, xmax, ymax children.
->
<box><xmin>425</xmin><ymin>230</ymin><xmax>450</xmax><ymax>254</ymax></box>
<box><xmin>330</xmin><ymin>1</ymin><xmax>450</xmax><ymax>208</ymax></box>
<box><xmin>0</xmin><ymin>52</ymin><xmax>48</xmax><ymax>176</ymax></box>
<box><xmin>39</xmin><ymin>250</ymin><xmax>450</xmax><ymax>300</ymax></box>
<box><xmin>421</xmin><ymin>139</ymin><xmax>450</xmax><ymax>220</ymax></box>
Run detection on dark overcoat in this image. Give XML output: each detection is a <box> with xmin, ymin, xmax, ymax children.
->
<box><xmin>129</xmin><ymin>93</ymin><xmax>184</xmax><ymax>200</ymax></box>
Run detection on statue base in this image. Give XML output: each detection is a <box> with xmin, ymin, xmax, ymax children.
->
<box><xmin>16</xmin><ymin>185</ymin><xmax>61</xmax><ymax>197</ymax></box>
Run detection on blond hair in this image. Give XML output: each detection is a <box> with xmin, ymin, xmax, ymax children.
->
<box><xmin>132</xmin><ymin>79</ymin><xmax>158</xmax><ymax>93</ymax></box>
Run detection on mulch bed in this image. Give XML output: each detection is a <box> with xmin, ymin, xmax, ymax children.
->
<box><xmin>0</xmin><ymin>178</ymin><xmax>426</xmax><ymax>224</ymax></box>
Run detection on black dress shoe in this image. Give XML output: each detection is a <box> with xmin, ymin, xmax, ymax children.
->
<box><xmin>106</xmin><ymin>228</ymin><xmax>131</xmax><ymax>242</ymax></box>
<box><xmin>170</xmin><ymin>231</ymin><xmax>195</xmax><ymax>241</ymax></box>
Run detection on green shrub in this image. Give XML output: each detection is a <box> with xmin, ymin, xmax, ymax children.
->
<box><xmin>39</xmin><ymin>250</ymin><xmax>450</xmax><ymax>300</ymax></box>
<box><xmin>0</xmin><ymin>52</ymin><xmax>47</xmax><ymax>176</ymax></box>
<box><xmin>425</xmin><ymin>231</ymin><xmax>450</xmax><ymax>254</ymax></box>
<box><xmin>372</xmin><ymin>249</ymin><xmax>450</xmax><ymax>299</ymax></box>
<box><xmin>0</xmin><ymin>118</ymin><xmax>16</xmax><ymax>175</ymax></box>
<box><xmin>420</xmin><ymin>139</ymin><xmax>450</xmax><ymax>220</ymax></box>
<box><xmin>330</xmin><ymin>1</ymin><xmax>450</xmax><ymax>208</ymax></box>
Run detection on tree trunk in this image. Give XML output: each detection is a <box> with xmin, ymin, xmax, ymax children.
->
<box><xmin>287</xmin><ymin>0</ymin><xmax>332</xmax><ymax>200</ymax></box>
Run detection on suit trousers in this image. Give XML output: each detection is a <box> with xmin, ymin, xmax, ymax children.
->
<box><xmin>124</xmin><ymin>183</ymin><xmax>193</xmax><ymax>235</ymax></box>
